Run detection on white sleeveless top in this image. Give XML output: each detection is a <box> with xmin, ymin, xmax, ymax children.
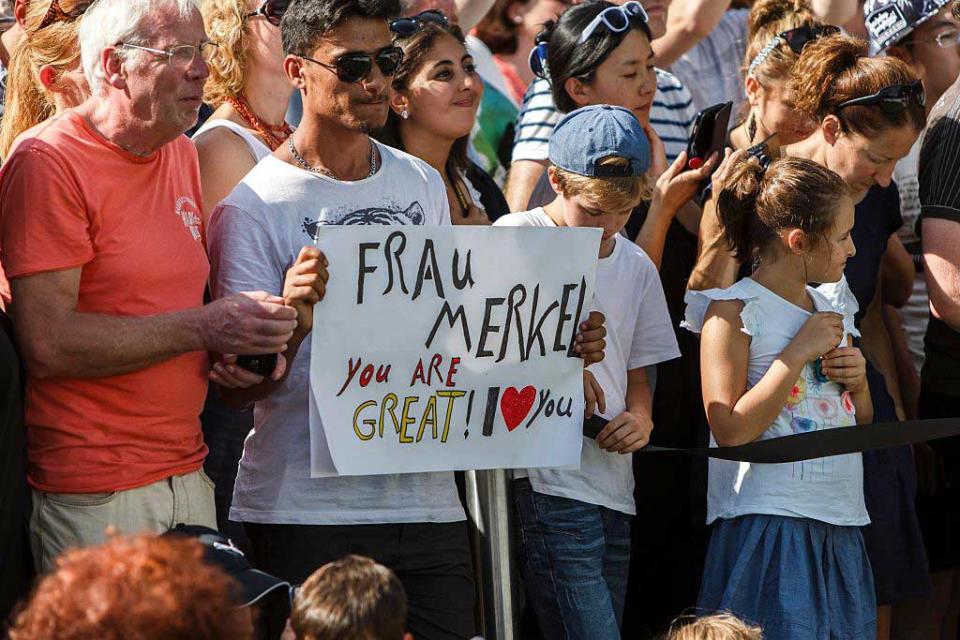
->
<box><xmin>191</xmin><ymin>118</ymin><xmax>272</xmax><ymax>162</ymax></box>
<box><xmin>683</xmin><ymin>278</ymin><xmax>870</xmax><ymax>527</ymax></box>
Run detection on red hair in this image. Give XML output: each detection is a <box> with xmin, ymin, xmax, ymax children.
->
<box><xmin>9</xmin><ymin>535</ymin><xmax>252</xmax><ymax>640</ymax></box>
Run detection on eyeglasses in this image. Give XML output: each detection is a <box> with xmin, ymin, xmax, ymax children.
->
<box><xmin>245</xmin><ymin>0</ymin><xmax>288</xmax><ymax>27</ymax></box>
<box><xmin>576</xmin><ymin>1</ymin><xmax>648</xmax><ymax>45</ymax></box>
<box><xmin>37</xmin><ymin>0</ymin><xmax>92</xmax><ymax>31</ymax></box>
<box><xmin>747</xmin><ymin>24</ymin><xmax>840</xmax><ymax>76</ymax></box>
<box><xmin>389</xmin><ymin>9</ymin><xmax>448</xmax><ymax>37</ymax></box>
<box><xmin>837</xmin><ymin>80</ymin><xmax>925</xmax><ymax>114</ymax></box>
<box><xmin>118</xmin><ymin>41</ymin><xmax>219</xmax><ymax>66</ymax></box>
<box><xmin>904</xmin><ymin>28</ymin><xmax>960</xmax><ymax>49</ymax></box>
<box><xmin>299</xmin><ymin>46</ymin><xmax>404</xmax><ymax>83</ymax></box>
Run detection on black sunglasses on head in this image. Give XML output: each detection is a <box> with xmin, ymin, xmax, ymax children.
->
<box><xmin>300</xmin><ymin>46</ymin><xmax>404</xmax><ymax>83</ymax></box>
<box><xmin>246</xmin><ymin>0</ymin><xmax>289</xmax><ymax>26</ymax></box>
<box><xmin>37</xmin><ymin>0</ymin><xmax>93</xmax><ymax>31</ymax></box>
<box><xmin>838</xmin><ymin>80</ymin><xmax>925</xmax><ymax>114</ymax></box>
<box><xmin>780</xmin><ymin>24</ymin><xmax>841</xmax><ymax>54</ymax></box>
<box><xmin>389</xmin><ymin>9</ymin><xmax>449</xmax><ymax>37</ymax></box>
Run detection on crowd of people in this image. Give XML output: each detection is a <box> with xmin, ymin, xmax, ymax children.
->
<box><xmin>0</xmin><ymin>0</ymin><xmax>958</xmax><ymax>638</ymax></box>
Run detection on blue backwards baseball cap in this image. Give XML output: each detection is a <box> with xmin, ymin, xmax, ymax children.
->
<box><xmin>548</xmin><ymin>105</ymin><xmax>651</xmax><ymax>178</ymax></box>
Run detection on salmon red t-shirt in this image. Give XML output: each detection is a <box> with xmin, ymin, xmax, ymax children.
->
<box><xmin>0</xmin><ymin>111</ymin><xmax>209</xmax><ymax>493</ymax></box>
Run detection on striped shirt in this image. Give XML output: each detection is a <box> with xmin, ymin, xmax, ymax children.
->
<box><xmin>511</xmin><ymin>69</ymin><xmax>697</xmax><ymax>165</ymax></box>
<box><xmin>669</xmin><ymin>9</ymin><xmax>748</xmax><ymax>114</ymax></box>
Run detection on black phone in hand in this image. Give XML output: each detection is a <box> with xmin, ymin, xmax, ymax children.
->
<box><xmin>236</xmin><ymin>354</ymin><xmax>278</xmax><ymax>377</ymax></box>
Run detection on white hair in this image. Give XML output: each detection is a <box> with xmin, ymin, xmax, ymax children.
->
<box><xmin>79</xmin><ymin>0</ymin><xmax>200</xmax><ymax>96</ymax></box>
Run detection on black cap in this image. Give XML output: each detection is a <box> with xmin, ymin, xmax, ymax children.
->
<box><xmin>163</xmin><ymin>524</ymin><xmax>290</xmax><ymax>607</ymax></box>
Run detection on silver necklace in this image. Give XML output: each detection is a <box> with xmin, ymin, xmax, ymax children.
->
<box><xmin>288</xmin><ymin>137</ymin><xmax>377</xmax><ymax>179</ymax></box>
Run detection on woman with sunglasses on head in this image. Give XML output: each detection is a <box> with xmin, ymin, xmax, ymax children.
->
<box><xmin>727</xmin><ymin>0</ymin><xmax>825</xmax><ymax>152</ymax></box>
<box><xmin>693</xmin><ymin>33</ymin><xmax>932</xmax><ymax>638</ymax></box>
<box><xmin>193</xmin><ymin>0</ymin><xmax>292</xmax><ymax>222</ymax></box>
<box><xmin>375</xmin><ymin>11</ymin><xmax>507</xmax><ymax>224</ymax></box>
<box><xmin>526</xmin><ymin>1</ymin><xmax>714</xmax><ymax>268</ymax></box>
<box><xmin>507</xmin><ymin>0</ymin><xmax>701</xmax><ymax>214</ymax></box>
<box><xmin>0</xmin><ymin>0</ymin><xmax>90</xmax><ymax>160</ymax></box>
<box><xmin>190</xmin><ymin>0</ymin><xmax>291</xmax><ymax>556</ymax></box>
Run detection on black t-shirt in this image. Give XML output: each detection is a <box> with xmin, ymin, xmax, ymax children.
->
<box><xmin>464</xmin><ymin>163</ymin><xmax>510</xmax><ymax>222</ymax></box>
<box><xmin>918</xmin><ymin>79</ymin><xmax>960</xmax><ymax>396</ymax></box>
<box><xmin>846</xmin><ymin>183</ymin><xmax>903</xmax><ymax>324</ymax></box>
<box><xmin>0</xmin><ymin>311</ymin><xmax>30</xmax><ymax>621</ymax></box>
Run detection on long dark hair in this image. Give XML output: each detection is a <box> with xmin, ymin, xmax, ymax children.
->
<box><xmin>540</xmin><ymin>0</ymin><xmax>652</xmax><ymax>114</ymax></box>
<box><xmin>376</xmin><ymin>20</ymin><xmax>471</xmax><ymax>174</ymax></box>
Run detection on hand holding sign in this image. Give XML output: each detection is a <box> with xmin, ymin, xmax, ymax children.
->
<box><xmin>308</xmin><ymin>226</ymin><xmax>601</xmax><ymax>476</ymax></box>
<box><xmin>575</xmin><ymin>311</ymin><xmax>607</xmax><ymax>365</ymax></box>
<box><xmin>284</xmin><ymin>246</ymin><xmax>329</xmax><ymax>336</ymax></box>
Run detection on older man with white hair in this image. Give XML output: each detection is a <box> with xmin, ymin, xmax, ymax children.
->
<box><xmin>0</xmin><ymin>0</ymin><xmax>299</xmax><ymax>572</ymax></box>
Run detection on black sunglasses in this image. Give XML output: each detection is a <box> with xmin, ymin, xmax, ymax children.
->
<box><xmin>300</xmin><ymin>46</ymin><xmax>404</xmax><ymax>83</ymax></box>
<box><xmin>838</xmin><ymin>80</ymin><xmax>926</xmax><ymax>114</ymax></box>
<box><xmin>780</xmin><ymin>24</ymin><xmax>840</xmax><ymax>54</ymax></box>
<box><xmin>389</xmin><ymin>9</ymin><xmax>448</xmax><ymax>37</ymax></box>
<box><xmin>246</xmin><ymin>0</ymin><xmax>289</xmax><ymax>26</ymax></box>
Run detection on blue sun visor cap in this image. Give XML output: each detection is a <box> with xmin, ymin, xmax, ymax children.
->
<box><xmin>548</xmin><ymin>105</ymin><xmax>650</xmax><ymax>178</ymax></box>
<box><xmin>864</xmin><ymin>0</ymin><xmax>951</xmax><ymax>55</ymax></box>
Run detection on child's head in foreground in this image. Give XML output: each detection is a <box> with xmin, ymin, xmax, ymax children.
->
<box><xmin>666</xmin><ymin>612</ymin><xmax>764</xmax><ymax>640</ymax></box>
<box><xmin>290</xmin><ymin>555</ymin><xmax>411</xmax><ymax>640</ymax></box>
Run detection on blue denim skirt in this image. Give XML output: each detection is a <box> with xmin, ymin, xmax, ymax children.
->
<box><xmin>698</xmin><ymin>514</ymin><xmax>876</xmax><ymax>640</ymax></box>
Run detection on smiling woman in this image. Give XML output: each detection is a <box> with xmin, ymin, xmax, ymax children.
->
<box><xmin>374</xmin><ymin>12</ymin><xmax>509</xmax><ymax>224</ymax></box>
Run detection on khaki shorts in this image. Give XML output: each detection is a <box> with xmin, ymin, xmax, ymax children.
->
<box><xmin>29</xmin><ymin>469</ymin><xmax>216</xmax><ymax>573</ymax></box>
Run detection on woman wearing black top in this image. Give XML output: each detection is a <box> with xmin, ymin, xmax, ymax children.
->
<box><xmin>376</xmin><ymin>10</ymin><xmax>509</xmax><ymax>223</ymax></box>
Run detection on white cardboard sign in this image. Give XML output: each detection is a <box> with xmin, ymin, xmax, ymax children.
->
<box><xmin>309</xmin><ymin>226</ymin><xmax>600</xmax><ymax>476</ymax></box>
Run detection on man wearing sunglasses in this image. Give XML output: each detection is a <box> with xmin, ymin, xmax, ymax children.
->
<box><xmin>205</xmin><ymin>1</ymin><xmax>464</xmax><ymax>639</ymax></box>
<box><xmin>0</xmin><ymin>0</ymin><xmax>302</xmax><ymax>573</ymax></box>
<box><xmin>207</xmin><ymin>1</ymin><xmax>607</xmax><ymax>637</ymax></box>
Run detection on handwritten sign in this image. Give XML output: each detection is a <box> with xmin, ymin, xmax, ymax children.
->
<box><xmin>308</xmin><ymin>226</ymin><xmax>601</xmax><ymax>476</ymax></box>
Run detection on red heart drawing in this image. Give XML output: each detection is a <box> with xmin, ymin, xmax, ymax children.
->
<box><xmin>501</xmin><ymin>386</ymin><xmax>536</xmax><ymax>432</ymax></box>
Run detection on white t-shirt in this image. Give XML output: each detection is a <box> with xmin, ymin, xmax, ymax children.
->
<box><xmin>207</xmin><ymin>143</ymin><xmax>466</xmax><ymax>525</ymax></box>
<box><xmin>494</xmin><ymin>208</ymin><xmax>680</xmax><ymax>515</ymax></box>
<box><xmin>894</xmin><ymin>138</ymin><xmax>929</xmax><ymax>375</ymax></box>
<box><xmin>683</xmin><ymin>278</ymin><xmax>869</xmax><ymax>527</ymax></box>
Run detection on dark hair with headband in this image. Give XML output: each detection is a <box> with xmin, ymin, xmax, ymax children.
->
<box><xmin>790</xmin><ymin>33</ymin><xmax>926</xmax><ymax>137</ymax></box>
<box><xmin>538</xmin><ymin>0</ymin><xmax>652</xmax><ymax>114</ymax></box>
<box><xmin>717</xmin><ymin>156</ymin><xmax>847</xmax><ymax>263</ymax></box>
<box><xmin>375</xmin><ymin>18</ymin><xmax>472</xmax><ymax>173</ymax></box>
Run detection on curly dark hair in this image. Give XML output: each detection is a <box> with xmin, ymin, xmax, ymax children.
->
<box><xmin>282</xmin><ymin>0</ymin><xmax>402</xmax><ymax>56</ymax></box>
<box><xmin>9</xmin><ymin>535</ymin><xmax>252</xmax><ymax>640</ymax></box>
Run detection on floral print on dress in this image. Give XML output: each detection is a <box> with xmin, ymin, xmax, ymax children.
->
<box><xmin>786</xmin><ymin>375</ymin><xmax>807</xmax><ymax>409</ymax></box>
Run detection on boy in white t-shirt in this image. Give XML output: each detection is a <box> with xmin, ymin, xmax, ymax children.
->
<box><xmin>494</xmin><ymin>105</ymin><xmax>679</xmax><ymax>640</ymax></box>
